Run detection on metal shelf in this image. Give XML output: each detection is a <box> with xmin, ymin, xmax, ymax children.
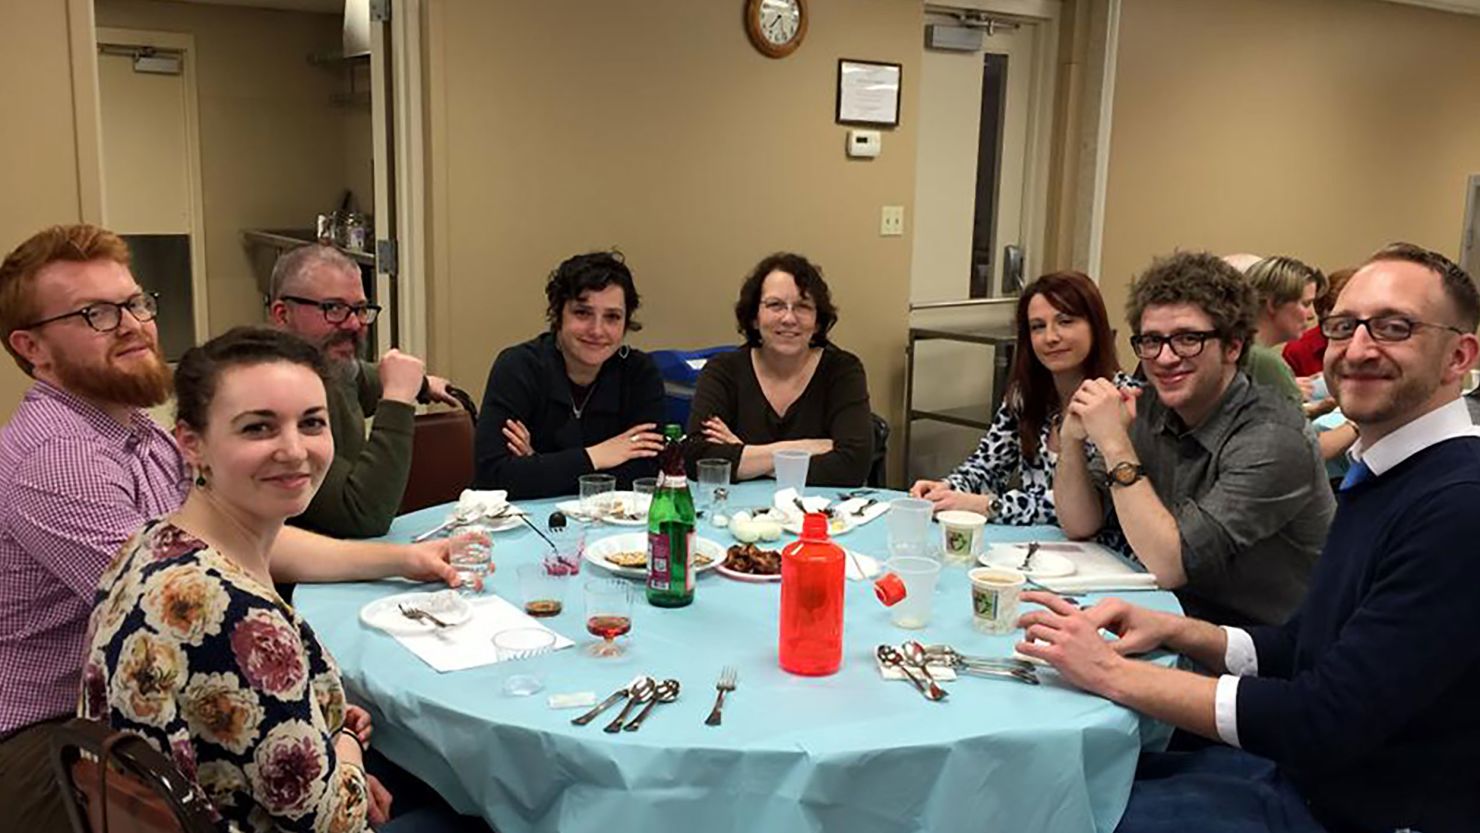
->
<box><xmin>902</xmin><ymin>324</ymin><xmax>1015</xmax><ymax>481</ymax></box>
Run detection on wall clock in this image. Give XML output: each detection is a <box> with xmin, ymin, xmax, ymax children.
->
<box><xmin>746</xmin><ymin>0</ymin><xmax>807</xmax><ymax>59</ymax></box>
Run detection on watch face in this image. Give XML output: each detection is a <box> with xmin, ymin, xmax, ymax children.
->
<box><xmin>759</xmin><ymin>0</ymin><xmax>802</xmax><ymax>45</ymax></box>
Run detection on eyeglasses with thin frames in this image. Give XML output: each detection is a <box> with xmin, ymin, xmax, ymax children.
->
<box><xmin>22</xmin><ymin>292</ymin><xmax>159</xmax><ymax>333</ymax></box>
<box><xmin>280</xmin><ymin>295</ymin><xmax>382</xmax><ymax>325</ymax></box>
<box><xmin>1129</xmin><ymin>330</ymin><xmax>1219</xmax><ymax>360</ymax></box>
<box><xmin>1320</xmin><ymin>315</ymin><xmax>1465</xmax><ymax>343</ymax></box>
<box><xmin>759</xmin><ymin>298</ymin><xmax>817</xmax><ymax>318</ymax></box>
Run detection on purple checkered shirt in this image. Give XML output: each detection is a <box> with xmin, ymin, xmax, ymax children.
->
<box><xmin>0</xmin><ymin>380</ymin><xmax>187</xmax><ymax>737</ymax></box>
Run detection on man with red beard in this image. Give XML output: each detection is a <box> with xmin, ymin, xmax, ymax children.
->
<box><xmin>1054</xmin><ymin>252</ymin><xmax>1333</xmax><ymax>627</ymax></box>
<box><xmin>1022</xmin><ymin>244</ymin><xmax>1480</xmax><ymax>833</ymax></box>
<box><xmin>0</xmin><ymin>225</ymin><xmax>463</xmax><ymax>832</ymax></box>
<box><xmin>268</xmin><ymin>244</ymin><xmax>457</xmax><ymax>538</ymax></box>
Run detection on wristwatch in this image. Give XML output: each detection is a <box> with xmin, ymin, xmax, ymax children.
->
<box><xmin>1107</xmin><ymin>461</ymin><xmax>1145</xmax><ymax>488</ymax></box>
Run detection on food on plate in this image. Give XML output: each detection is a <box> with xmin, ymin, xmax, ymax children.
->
<box><xmin>604</xmin><ymin>550</ymin><xmax>711</xmax><ymax>569</ymax></box>
<box><xmin>604</xmin><ymin>550</ymin><xmax>647</xmax><ymax>568</ymax></box>
<box><xmin>724</xmin><ymin>543</ymin><xmax>782</xmax><ymax>576</ymax></box>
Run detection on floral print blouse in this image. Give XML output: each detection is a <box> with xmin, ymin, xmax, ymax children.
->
<box><xmin>80</xmin><ymin>520</ymin><xmax>369</xmax><ymax>833</ymax></box>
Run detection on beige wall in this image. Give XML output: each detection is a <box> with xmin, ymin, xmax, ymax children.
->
<box><xmin>424</xmin><ymin>0</ymin><xmax>923</xmax><ymax>482</ymax></box>
<box><xmin>95</xmin><ymin>0</ymin><xmax>359</xmax><ymax>333</ymax></box>
<box><xmin>1100</xmin><ymin>0</ymin><xmax>1480</xmax><ymax>358</ymax></box>
<box><xmin>0</xmin><ymin>2</ymin><xmax>88</xmax><ymax>422</ymax></box>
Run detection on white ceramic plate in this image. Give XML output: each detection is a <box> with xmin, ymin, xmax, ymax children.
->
<box><xmin>583</xmin><ymin>532</ymin><xmax>724</xmax><ymax>579</ymax></box>
<box><xmin>781</xmin><ymin>513</ymin><xmax>857</xmax><ymax>537</ymax></box>
<box><xmin>979</xmin><ymin>544</ymin><xmax>1076</xmax><ymax>579</ymax></box>
<box><xmin>715</xmin><ymin>562</ymin><xmax>782</xmax><ymax>583</ymax></box>
<box><xmin>359</xmin><ymin>590</ymin><xmax>474</xmax><ymax>635</ymax></box>
<box><xmin>556</xmin><ymin>491</ymin><xmax>651</xmax><ymax>526</ymax></box>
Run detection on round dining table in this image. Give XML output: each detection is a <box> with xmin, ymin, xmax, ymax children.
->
<box><xmin>295</xmin><ymin>483</ymin><xmax>1181</xmax><ymax>833</ymax></box>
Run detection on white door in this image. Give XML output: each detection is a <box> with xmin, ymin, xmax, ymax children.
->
<box><xmin>96</xmin><ymin>28</ymin><xmax>209</xmax><ymax>358</ymax></box>
<box><xmin>910</xmin><ymin>13</ymin><xmax>1037</xmax><ymax>303</ymax></box>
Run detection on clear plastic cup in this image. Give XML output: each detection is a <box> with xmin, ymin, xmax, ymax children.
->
<box><xmin>773</xmin><ymin>449</ymin><xmax>812</xmax><ymax>497</ymax></box>
<box><xmin>884</xmin><ymin>556</ymin><xmax>941</xmax><ymax>629</ymax></box>
<box><xmin>544</xmin><ymin>521</ymin><xmax>586</xmax><ymax>576</ymax></box>
<box><xmin>886</xmin><ymin>497</ymin><xmax>935</xmax><ymax>560</ymax></box>
<box><xmin>697</xmin><ymin>458</ymin><xmax>732</xmax><ymax>520</ymax></box>
<box><xmin>578</xmin><ymin>473</ymin><xmax>616</xmax><ymax>520</ymax></box>
<box><xmin>969</xmin><ymin>567</ymin><xmax>1025</xmax><ymax>634</ymax></box>
<box><xmin>517</xmin><ymin>563</ymin><xmax>566</xmax><ymax>619</ymax></box>
<box><xmin>447</xmin><ymin>523</ymin><xmax>493</xmax><ymax>594</ymax></box>
<box><xmin>492</xmin><ymin>628</ymin><xmax>556</xmax><ymax>696</ymax></box>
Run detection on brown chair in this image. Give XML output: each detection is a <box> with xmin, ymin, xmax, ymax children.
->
<box><xmin>399</xmin><ymin>406</ymin><xmax>477</xmax><ymax>514</ymax></box>
<box><xmin>51</xmin><ymin>718</ymin><xmax>218</xmax><ymax>833</ymax></box>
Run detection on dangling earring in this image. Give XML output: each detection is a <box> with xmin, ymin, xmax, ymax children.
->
<box><xmin>194</xmin><ymin>466</ymin><xmax>209</xmax><ymax>489</ymax></box>
<box><xmin>618</xmin><ymin>343</ymin><xmax>631</xmax><ymax>359</ymax></box>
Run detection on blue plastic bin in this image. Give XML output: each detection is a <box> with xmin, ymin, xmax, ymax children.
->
<box><xmin>649</xmin><ymin>345</ymin><xmax>736</xmax><ymax>428</ymax></box>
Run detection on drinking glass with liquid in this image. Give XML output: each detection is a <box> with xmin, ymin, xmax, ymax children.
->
<box><xmin>448</xmin><ymin>523</ymin><xmax>493</xmax><ymax>593</ymax></box>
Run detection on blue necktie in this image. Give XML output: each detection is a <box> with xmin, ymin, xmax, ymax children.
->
<box><xmin>1340</xmin><ymin>459</ymin><xmax>1373</xmax><ymax>491</ymax></box>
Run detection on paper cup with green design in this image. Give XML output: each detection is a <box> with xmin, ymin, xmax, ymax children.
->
<box><xmin>969</xmin><ymin>566</ymin><xmax>1025</xmax><ymax>634</ymax></box>
<box><xmin>936</xmin><ymin>510</ymin><xmax>986</xmax><ymax>564</ymax></box>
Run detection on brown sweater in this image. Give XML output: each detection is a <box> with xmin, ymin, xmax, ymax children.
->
<box><xmin>684</xmin><ymin>345</ymin><xmax>873</xmax><ymax>487</ymax></box>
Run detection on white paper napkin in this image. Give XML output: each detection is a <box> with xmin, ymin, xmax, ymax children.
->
<box><xmin>844</xmin><ymin>550</ymin><xmax>882</xmax><ymax>581</ymax></box>
<box><xmin>388</xmin><ymin>594</ymin><xmax>573</xmax><ymax>673</ymax></box>
<box><xmin>457</xmin><ymin>489</ymin><xmax>508</xmax><ymax>515</ymax></box>
<box><xmin>773</xmin><ymin>488</ymin><xmax>828</xmax><ymax>521</ymax></box>
<box><xmin>834</xmin><ymin>497</ymin><xmax>889</xmax><ymax>526</ymax></box>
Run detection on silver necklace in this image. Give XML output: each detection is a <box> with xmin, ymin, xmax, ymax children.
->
<box><xmin>571</xmin><ymin>380</ymin><xmax>597</xmax><ymax>419</ymax></box>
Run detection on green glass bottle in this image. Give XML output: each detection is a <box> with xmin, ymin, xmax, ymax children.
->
<box><xmin>646</xmin><ymin>424</ymin><xmax>696</xmax><ymax>608</ymax></box>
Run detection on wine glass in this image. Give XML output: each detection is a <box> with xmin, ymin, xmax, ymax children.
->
<box><xmin>584</xmin><ymin>579</ymin><xmax>633</xmax><ymax>658</ymax></box>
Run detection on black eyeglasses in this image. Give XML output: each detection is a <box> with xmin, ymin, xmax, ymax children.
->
<box><xmin>280</xmin><ymin>295</ymin><xmax>381</xmax><ymax>325</ymax></box>
<box><xmin>1129</xmin><ymin>330</ymin><xmax>1219</xmax><ymax>360</ymax></box>
<box><xmin>23</xmin><ymin>292</ymin><xmax>159</xmax><ymax>333</ymax></box>
<box><xmin>1320</xmin><ymin>315</ymin><xmax>1465</xmax><ymax>342</ymax></box>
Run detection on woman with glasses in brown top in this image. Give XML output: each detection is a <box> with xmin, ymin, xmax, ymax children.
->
<box><xmin>685</xmin><ymin>252</ymin><xmax>873</xmax><ymax>487</ymax></box>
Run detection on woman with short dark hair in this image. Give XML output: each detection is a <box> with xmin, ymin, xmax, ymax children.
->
<box><xmin>474</xmin><ymin>250</ymin><xmax>666</xmax><ymax>499</ymax></box>
<box><xmin>685</xmin><ymin>252</ymin><xmax>873</xmax><ymax>486</ymax></box>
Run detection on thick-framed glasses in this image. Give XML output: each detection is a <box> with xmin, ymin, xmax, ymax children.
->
<box><xmin>23</xmin><ymin>292</ymin><xmax>159</xmax><ymax>333</ymax></box>
<box><xmin>1129</xmin><ymin>330</ymin><xmax>1219</xmax><ymax>360</ymax></box>
<box><xmin>1319</xmin><ymin>315</ymin><xmax>1465</xmax><ymax>342</ymax></box>
<box><xmin>760</xmin><ymin>298</ymin><xmax>817</xmax><ymax>318</ymax></box>
<box><xmin>281</xmin><ymin>295</ymin><xmax>381</xmax><ymax>325</ymax></box>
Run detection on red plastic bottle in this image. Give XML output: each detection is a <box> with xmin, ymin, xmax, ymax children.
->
<box><xmin>779</xmin><ymin>513</ymin><xmax>846</xmax><ymax>676</ymax></box>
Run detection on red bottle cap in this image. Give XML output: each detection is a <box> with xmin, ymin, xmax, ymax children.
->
<box><xmin>873</xmin><ymin>571</ymin><xmax>906</xmax><ymax>606</ymax></box>
<box><xmin>800</xmin><ymin>512</ymin><xmax>830</xmax><ymax>541</ymax></box>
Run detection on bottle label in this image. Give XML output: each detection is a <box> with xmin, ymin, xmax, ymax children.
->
<box><xmin>647</xmin><ymin>528</ymin><xmax>694</xmax><ymax>594</ymax></box>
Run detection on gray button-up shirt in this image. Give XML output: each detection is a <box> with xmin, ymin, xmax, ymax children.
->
<box><xmin>1095</xmin><ymin>373</ymin><xmax>1333</xmax><ymax>625</ymax></box>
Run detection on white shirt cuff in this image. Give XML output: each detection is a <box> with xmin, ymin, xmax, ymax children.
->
<box><xmin>1214</xmin><ymin>675</ymin><xmax>1242</xmax><ymax>748</ymax></box>
<box><xmin>1222</xmin><ymin>626</ymin><xmax>1258</xmax><ymax>677</ymax></box>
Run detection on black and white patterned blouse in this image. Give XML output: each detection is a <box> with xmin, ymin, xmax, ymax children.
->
<box><xmin>945</xmin><ymin>372</ymin><xmax>1138</xmax><ymax>531</ymax></box>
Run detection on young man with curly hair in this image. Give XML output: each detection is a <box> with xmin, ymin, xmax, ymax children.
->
<box><xmin>1053</xmin><ymin>251</ymin><xmax>1334</xmax><ymax>626</ymax></box>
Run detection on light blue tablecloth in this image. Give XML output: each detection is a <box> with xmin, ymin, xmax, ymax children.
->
<box><xmin>296</xmin><ymin>484</ymin><xmax>1181</xmax><ymax>833</ymax></box>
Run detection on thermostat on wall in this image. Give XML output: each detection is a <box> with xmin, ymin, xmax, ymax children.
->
<box><xmin>847</xmin><ymin>129</ymin><xmax>881</xmax><ymax>158</ymax></box>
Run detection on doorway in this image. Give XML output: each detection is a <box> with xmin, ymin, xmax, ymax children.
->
<box><xmin>95</xmin><ymin>28</ymin><xmax>208</xmax><ymax>359</ymax></box>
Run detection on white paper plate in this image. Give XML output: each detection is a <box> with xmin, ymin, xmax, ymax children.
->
<box><xmin>781</xmin><ymin>513</ymin><xmax>857</xmax><ymax>537</ymax></box>
<box><xmin>583</xmin><ymin>532</ymin><xmax>724</xmax><ymax>579</ymax></box>
<box><xmin>359</xmin><ymin>590</ymin><xmax>474</xmax><ymax>635</ymax></box>
<box><xmin>979</xmin><ymin>544</ymin><xmax>1076</xmax><ymax>579</ymax></box>
<box><xmin>556</xmin><ymin>491</ymin><xmax>651</xmax><ymax>526</ymax></box>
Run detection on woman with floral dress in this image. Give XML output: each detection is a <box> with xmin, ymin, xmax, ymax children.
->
<box><xmin>81</xmin><ymin>327</ymin><xmax>482</xmax><ymax>833</ymax></box>
<box><xmin>910</xmin><ymin>272</ymin><xmax>1134</xmax><ymax>533</ymax></box>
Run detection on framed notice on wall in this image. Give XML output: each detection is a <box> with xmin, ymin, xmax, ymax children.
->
<box><xmin>835</xmin><ymin>59</ymin><xmax>902</xmax><ymax>127</ymax></box>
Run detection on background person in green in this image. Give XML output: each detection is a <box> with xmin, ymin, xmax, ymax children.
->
<box><xmin>1240</xmin><ymin>255</ymin><xmax>1326</xmax><ymax>408</ymax></box>
<box><xmin>269</xmin><ymin>244</ymin><xmax>459</xmax><ymax>537</ymax></box>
